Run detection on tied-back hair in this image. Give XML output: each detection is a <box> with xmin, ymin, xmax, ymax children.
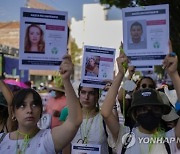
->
<box><xmin>12</xmin><ymin>88</ymin><xmax>43</xmax><ymax>117</ymax></box>
<box><xmin>78</xmin><ymin>84</ymin><xmax>100</xmax><ymax>111</ymax></box>
<box><xmin>24</xmin><ymin>24</ymin><xmax>45</xmax><ymax>52</ymax></box>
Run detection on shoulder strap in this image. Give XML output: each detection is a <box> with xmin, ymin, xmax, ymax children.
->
<box><xmin>121</xmin><ymin>128</ymin><xmax>133</xmax><ymax>154</ymax></box>
<box><xmin>164</xmin><ymin>140</ymin><xmax>171</xmax><ymax>154</ymax></box>
<box><xmin>102</xmin><ymin>120</ymin><xmax>113</xmax><ymax>154</ymax></box>
<box><xmin>102</xmin><ymin>120</ymin><xmax>108</xmax><ymax>137</ymax></box>
<box><xmin>0</xmin><ymin>133</ymin><xmax>6</xmax><ymax>144</ymax></box>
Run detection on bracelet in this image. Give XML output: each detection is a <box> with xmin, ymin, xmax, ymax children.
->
<box><xmin>169</xmin><ymin>52</ymin><xmax>176</xmax><ymax>57</ymax></box>
<box><xmin>175</xmin><ymin>101</ymin><xmax>180</xmax><ymax>111</ymax></box>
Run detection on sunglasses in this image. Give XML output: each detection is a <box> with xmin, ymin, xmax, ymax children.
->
<box><xmin>141</xmin><ymin>83</ymin><xmax>155</xmax><ymax>89</ymax></box>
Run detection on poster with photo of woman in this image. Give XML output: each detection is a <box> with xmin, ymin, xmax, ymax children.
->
<box><xmin>81</xmin><ymin>45</ymin><xmax>116</xmax><ymax>89</ymax></box>
<box><xmin>19</xmin><ymin>7</ymin><xmax>68</xmax><ymax>70</ymax></box>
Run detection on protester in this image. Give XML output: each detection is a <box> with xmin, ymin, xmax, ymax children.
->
<box><xmin>45</xmin><ymin>84</ymin><xmax>66</xmax><ymax>128</ymax></box>
<box><xmin>101</xmin><ymin>51</ymin><xmax>180</xmax><ymax>154</ymax></box>
<box><xmin>118</xmin><ymin>72</ymin><xmax>156</xmax><ymax>128</ymax></box>
<box><xmin>69</xmin><ymin>83</ymin><xmax>110</xmax><ymax>154</ymax></box>
<box><xmin>0</xmin><ymin>55</ymin><xmax>82</xmax><ymax>154</ymax></box>
<box><xmin>62</xmin><ymin>82</ymin><xmax>112</xmax><ymax>153</ymax></box>
<box><xmin>24</xmin><ymin>24</ymin><xmax>45</xmax><ymax>53</ymax></box>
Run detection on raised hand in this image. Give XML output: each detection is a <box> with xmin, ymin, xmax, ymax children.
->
<box><xmin>59</xmin><ymin>54</ymin><xmax>74</xmax><ymax>80</ymax></box>
<box><xmin>163</xmin><ymin>41</ymin><xmax>178</xmax><ymax>75</ymax></box>
<box><xmin>128</xmin><ymin>66</ymin><xmax>135</xmax><ymax>79</ymax></box>
<box><xmin>116</xmin><ymin>52</ymin><xmax>128</xmax><ymax>75</ymax></box>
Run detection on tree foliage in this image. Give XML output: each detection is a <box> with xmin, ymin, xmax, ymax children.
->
<box><xmin>69</xmin><ymin>40</ymin><xmax>82</xmax><ymax>65</ymax></box>
<box><xmin>100</xmin><ymin>0</ymin><xmax>180</xmax><ymax>72</ymax></box>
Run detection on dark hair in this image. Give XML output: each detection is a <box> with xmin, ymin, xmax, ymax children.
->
<box><xmin>12</xmin><ymin>88</ymin><xmax>43</xmax><ymax>117</ymax></box>
<box><xmin>0</xmin><ymin>92</ymin><xmax>8</xmax><ymax>125</ymax></box>
<box><xmin>78</xmin><ymin>84</ymin><xmax>100</xmax><ymax>111</ymax></box>
<box><xmin>136</xmin><ymin>76</ymin><xmax>156</xmax><ymax>90</ymax></box>
<box><xmin>0</xmin><ymin>105</ymin><xmax>8</xmax><ymax>125</ymax></box>
<box><xmin>131</xmin><ymin>21</ymin><xmax>143</xmax><ymax>32</ymax></box>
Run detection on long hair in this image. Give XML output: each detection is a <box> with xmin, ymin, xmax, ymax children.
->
<box><xmin>0</xmin><ymin>92</ymin><xmax>8</xmax><ymax>126</ymax></box>
<box><xmin>24</xmin><ymin>24</ymin><xmax>45</xmax><ymax>52</ymax></box>
<box><xmin>86</xmin><ymin>58</ymin><xmax>96</xmax><ymax>71</ymax></box>
<box><xmin>0</xmin><ymin>105</ymin><xmax>8</xmax><ymax>126</ymax></box>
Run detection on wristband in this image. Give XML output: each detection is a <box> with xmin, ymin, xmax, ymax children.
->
<box><xmin>175</xmin><ymin>100</ymin><xmax>180</xmax><ymax>111</ymax></box>
<box><xmin>169</xmin><ymin>52</ymin><xmax>176</xmax><ymax>57</ymax></box>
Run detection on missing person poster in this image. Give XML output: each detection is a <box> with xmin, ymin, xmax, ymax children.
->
<box><xmin>81</xmin><ymin>45</ymin><xmax>116</xmax><ymax>89</ymax></box>
<box><xmin>122</xmin><ymin>4</ymin><xmax>169</xmax><ymax>66</ymax></box>
<box><xmin>19</xmin><ymin>7</ymin><xmax>68</xmax><ymax>70</ymax></box>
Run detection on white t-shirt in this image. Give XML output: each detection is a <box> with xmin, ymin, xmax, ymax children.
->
<box><xmin>113</xmin><ymin>124</ymin><xmax>178</xmax><ymax>154</ymax></box>
<box><xmin>71</xmin><ymin>113</ymin><xmax>109</xmax><ymax>154</ymax></box>
<box><xmin>0</xmin><ymin>129</ymin><xmax>56</xmax><ymax>154</ymax></box>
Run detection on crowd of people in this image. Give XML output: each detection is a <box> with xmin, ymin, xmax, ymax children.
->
<box><xmin>0</xmin><ymin>27</ymin><xmax>180</xmax><ymax>154</ymax></box>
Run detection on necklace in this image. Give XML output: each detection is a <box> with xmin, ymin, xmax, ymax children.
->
<box><xmin>80</xmin><ymin>112</ymin><xmax>95</xmax><ymax>144</ymax></box>
<box><xmin>139</xmin><ymin>128</ymin><xmax>165</xmax><ymax>154</ymax></box>
<box><xmin>16</xmin><ymin>130</ymin><xmax>30</xmax><ymax>154</ymax></box>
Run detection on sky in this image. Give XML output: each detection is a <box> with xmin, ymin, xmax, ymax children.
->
<box><xmin>0</xmin><ymin>0</ymin><xmax>122</xmax><ymax>22</ymax></box>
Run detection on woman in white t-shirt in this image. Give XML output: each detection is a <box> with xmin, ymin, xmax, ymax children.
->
<box><xmin>0</xmin><ymin>55</ymin><xmax>82</xmax><ymax>154</ymax></box>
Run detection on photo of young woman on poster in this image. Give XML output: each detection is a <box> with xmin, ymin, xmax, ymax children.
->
<box><xmin>24</xmin><ymin>24</ymin><xmax>45</xmax><ymax>53</ymax></box>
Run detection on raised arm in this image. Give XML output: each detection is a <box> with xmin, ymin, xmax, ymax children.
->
<box><xmin>0</xmin><ymin>80</ymin><xmax>13</xmax><ymax>105</ymax></box>
<box><xmin>0</xmin><ymin>79</ymin><xmax>15</xmax><ymax>131</ymax></box>
<box><xmin>163</xmin><ymin>42</ymin><xmax>180</xmax><ymax>100</ymax></box>
<box><xmin>51</xmin><ymin>55</ymin><xmax>82</xmax><ymax>152</ymax></box>
<box><xmin>118</xmin><ymin>66</ymin><xmax>135</xmax><ymax>102</ymax></box>
<box><xmin>101</xmin><ymin>53</ymin><xmax>128</xmax><ymax>141</ymax></box>
<box><xmin>163</xmin><ymin>42</ymin><xmax>180</xmax><ymax>148</ymax></box>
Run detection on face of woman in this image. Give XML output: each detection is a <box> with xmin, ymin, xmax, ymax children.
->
<box><xmin>14</xmin><ymin>93</ymin><xmax>41</xmax><ymax>129</ymax></box>
<box><xmin>79</xmin><ymin>87</ymin><xmax>98</xmax><ymax>110</ymax></box>
<box><xmin>29</xmin><ymin>26</ymin><xmax>41</xmax><ymax>44</ymax></box>
<box><xmin>89</xmin><ymin>59</ymin><xmax>95</xmax><ymax>67</ymax></box>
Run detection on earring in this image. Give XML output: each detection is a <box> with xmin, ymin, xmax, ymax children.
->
<box><xmin>12</xmin><ymin>116</ymin><xmax>17</xmax><ymax>121</ymax></box>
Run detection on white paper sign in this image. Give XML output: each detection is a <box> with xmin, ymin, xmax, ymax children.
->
<box><xmin>135</xmin><ymin>65</ymin><xmax>154</xmax><ymax>71</ymax></box>
<box><xmin>72</xmin><ymin>143</ymin><xmax>101</xmax><ymax>154</ymax></box>
<box><xmin>81</xmin><ymin>45</ymin><xmax>116</xmax><ymax>89</ymax></box>
<box><xmin>122</xmin><ymin>4</ymin><xmax>169</xmax><ymax>67</ymax></box>
<box><xmin>19</xmin><ymin>7</ymin><xmax>68</xmax><ymax>70</ymax></box>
